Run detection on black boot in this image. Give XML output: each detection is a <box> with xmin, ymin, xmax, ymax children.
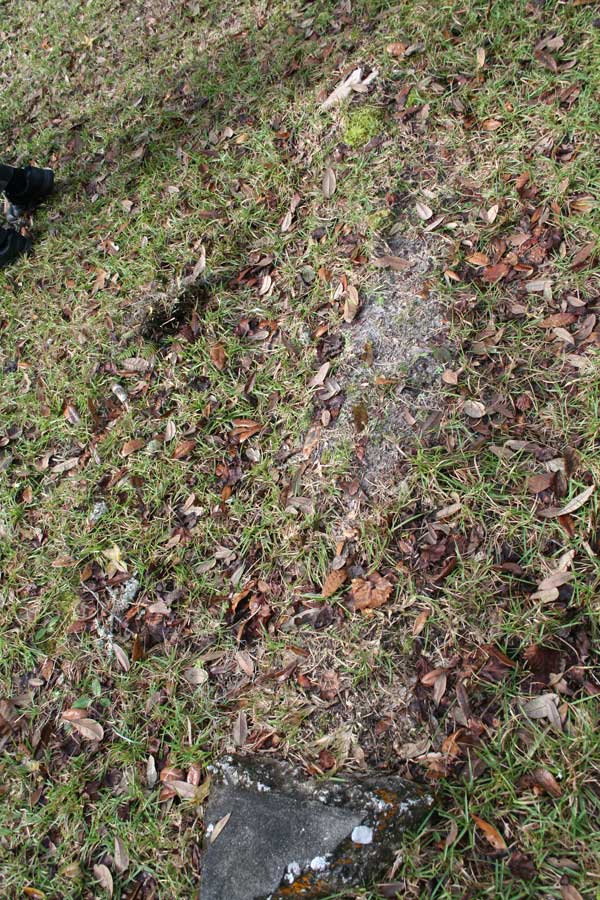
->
<box><xmin>5</xmin><ymin>165</ymin><xmax>55</xmax><ymax>216</ymax></box>
<box><xmin>0</xmin><ymin>226</ymin><xmax>32</xmax><ymax>268</ymax></box>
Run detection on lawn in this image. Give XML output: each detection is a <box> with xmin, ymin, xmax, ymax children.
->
<box><xmin>1</xmin><ymin>1</ymin><xmax>599</xmax><ymax>898</ymax></box>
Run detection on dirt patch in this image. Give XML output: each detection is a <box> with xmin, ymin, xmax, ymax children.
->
<box><xmin>322</xmin><ymin>232</ymin><xmax>451</xmax><ymax>500</ymax></box>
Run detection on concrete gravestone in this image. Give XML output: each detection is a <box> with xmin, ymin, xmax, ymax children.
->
<box><xmin>199</xmin><ymin>755</ymin><xmax>433</xmax><ymax>900</ymax></box>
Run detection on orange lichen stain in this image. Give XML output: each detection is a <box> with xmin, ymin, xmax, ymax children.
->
<box><xmin>273</xmin><ymin>874</ymin><xmax>329</xmax><ymax>898</ymax></box>
<box><xmin>373</xmin><ymin>789</ymin><xmax>400</xmax><ymax>836</ymax></box>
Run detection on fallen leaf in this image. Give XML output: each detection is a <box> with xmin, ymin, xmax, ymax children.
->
<box><xmin>482</xmin><ymin>262</ymin><xmax>509</xmax><ymax>282</ymax></box>
<box><xmin>415</xmin><ymin>200</ymin><xmax>433</xmax><ymax>220</ymax></box>
<box><xmin>173</xmin><ymin>439</ymin><xmax>196</xmax><ymax>460</ymax></box>
<box><xmin>210</xmin><ymin>812</ymin><xmax>231</xmax><ymax>844</ymax></box>
<box><xmin>476</xmin><ymin>47</ymin><xmax>486</xmax><ymax>68</ymax></box>
<box><xmin>412</xmin><ymin>609</ymin><xmax>430</xmax><ymax>636</ymax></box>
<box><xmin>445</xmin><ymin>820</ymin><xmax>459</xmax><ymax>848</ymax></box>
<box><xmin>167</xmin><ymin>780</ymin><xmax>199</xmax><ymax>800</ymax></box>
<box><xmin>114</xmin><ymin>837</ymin><xmax>129</xmax><ymax>874</ymax></box>
<box><xmin>522</xmin><ymin>693</ymin><xmax>562</xmax><ymax>731</ymax></box>
<box><xmin>531</xmin><ymin>767</ymin><xmax>562</xmax><ymax>798</ymax></box>
<box><xmin>539</xmin><ymin>484</ymin><xmax>594</xmax><ymax>518</ymax></box>
<box><xmin>322</xmin><ymin>167</ymin><xmax>337</xmax><ymax>198</ymax></box>
<box><xmin>508</xmin><ymin>850</ymin><xmax>537</xmax><ymax>881</ymax></box>
<box><xmin>350</xmin><ymin>573</ymin><xmax>393</xmax><ymax>611</ymax></box>
<box><xmin>210</xmin><ymin>343</ymin><xmax>226</xmax><ymax>371</ymax></box>
<box><xmin>121</xmin><ymin>438</ymin><xmax>145</xmax><ymax>458</ymax></box>
<box><xmin>472</xmin><ymin>815</ymin><xmax>507</xmax><ymax>851</ymax></box>
<box><xmin>322</xmin><ymin>569</ymin><xmax>348</xmax><ymax>598</ymax></box>
<box><xmin>70</xmin><ymin>717</ymin><xmax>104</xmax><ymax>742</ymax></box>
<box><xmin>486</xmin><ymin>203</ymin><xmax>499</xmax><ymax>224</ymax></box>
<box><xmin>561</xmin><ymin>883</ymin><xmax>584</xmax><ymax>900</ymax></box>
<box><xmin>113</xmin><ymin>643</ymin><xmax>130</xmax><ymax>672</ymax></box>
<box><xmin>235</xmin><ymin>650</ymin><xmax>255</xmax><ymax>677</ymax></box>
<box><xmin>538</xmin><ymin>313</ymin><xmax>576</xmax><ymax>328</ymax></box>
<box><xmin>527</xmin><ymin>473</ymin><xmax>554</xmax><ymax>494</ymax></box>
<box><xmin>442</xmin><ymin>369</ymin><xmax>459</xmax><ymax>385</ymax></box>
<box><xmin>387</xmin><ymin>41</ymin><xmax>407</xmax><ymax>57</ymax></box>
<box><xmin>466</xmin><ymin>252</ymin><xmax>490</xmax><ymax>267</ymax></box>
<box><xmin>464</xmin><ymin>400</ymin><xmax>486</xmax><ymax>418</ymax></box>
<box><xmin>63</xmin><ymin>403</ymin><xmax>81</xmax><ymax>425</ymax></box>
<box><xmin>571</xmin><ymin>240</ymin><xmax>596</xmax><ymax>270</ymax></box>
<box><xmin>372</xmin><ymin>255</ymin><xmax>410</xmax><ymax>271</ymax></box>
<box><xmin>343</xmin><ymin>285</ymin><xmax>360</xmax><ymax>323</ymax></box>
<box><xmin>482</xmin><ymin>118</ymin><xmax>503</xmax><ymax>131</ymax></box>
<box><xmin>93</xmin><ymin>864</ymin><xmax>113</xmax><ymax>896</ymax></box>
<box><xmin>233</xmin><ymin>709</ymin><xmax>248</xmax><ymax>747</ymax></box>
<box><xmin>308</xmin><ymin>362</ymin><xmax>330</xmax><ymax>387</ymax></box>
<box><xmin>183</xmin><ymin>667</ymin><xmax>209</xmax><ymax>686</ymax></box>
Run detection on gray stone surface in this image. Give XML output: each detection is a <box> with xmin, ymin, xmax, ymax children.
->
<box><xmin>199</xmin><ymin>755</ymin><xmax>433</xmax><ymax>900</ymax></box>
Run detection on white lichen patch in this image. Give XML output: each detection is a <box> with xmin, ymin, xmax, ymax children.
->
<box><xmin>351</xmin><ymin>825</ymin><xmax>374</xmax><ymax>845</ymax></box>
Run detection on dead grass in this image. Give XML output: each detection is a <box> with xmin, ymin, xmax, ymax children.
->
<box><xmin>1</xmin><ymin>1</ymin><xmax>599</xmax><ymax>898</ymax></box>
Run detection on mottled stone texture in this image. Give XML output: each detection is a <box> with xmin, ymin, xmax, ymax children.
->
<box><xmin>199</xmin><ymin>755</ymin><xmax>433</xmax><ymax>900</ymax></box>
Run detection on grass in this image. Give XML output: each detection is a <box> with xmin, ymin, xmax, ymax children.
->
<box><xmin>1</xmin><ymin>0</ymin><xmax>599</xmax><ymax>898</ymax></box>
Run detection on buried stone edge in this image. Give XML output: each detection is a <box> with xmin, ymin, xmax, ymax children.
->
<box><xmin>200</xmin><ymin>755</ymin><xmax>434</xmax><ymax>899</ymax></box>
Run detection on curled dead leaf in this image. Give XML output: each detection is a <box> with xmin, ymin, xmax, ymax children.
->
<box><xmin>322</xmin><ymin>568</ymin><xmax>348</xmax><ymax>598</ymax></box>
<box><xmin>69</xmin><ymin>718</ymin><xmax>104</xmax><ymax>742</ymax></box>
<box><xmin>343</xmin><ymin>285</ymin><xmax>360</xmax><ymax>323</ymax></box>
<box><xmin>322</xmin><ymin>167</ymin><xmax>337</xmax><ymax>198</ymax></box>
<box><xmin>93</xmin><ymin>863</ymin><xmax>113</xmax><ymax>896</ymax></box>
<box><xmin>210</xmin><ymin>811</ymin><xmax>231</xmax><ymax>844</ymax></box>
<box><xmin>471</xmin><ymin>814</ymin><xmax>507</xmax><ymax>851</ymax></box>
<box><xmin>350</xmin><ymin>573</ymin><xmax>393</xmax><ymax>611</ymax></box>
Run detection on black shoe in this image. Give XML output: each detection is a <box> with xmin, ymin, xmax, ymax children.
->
<box><xmin>0</xmin><ymin>226</ymin><xmax>32</xmax><ymax>268</ymax></box>
<box><xmin>5</xmin><ymin>165</ymin><xmax>55</xmax><ymax>216</ymax></box>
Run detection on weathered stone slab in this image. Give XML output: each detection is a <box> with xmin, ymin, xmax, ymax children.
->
<box><xmin>199</xmin><ymin>755</ymin><xmax>433</xmax><ymax>900</ymax></box>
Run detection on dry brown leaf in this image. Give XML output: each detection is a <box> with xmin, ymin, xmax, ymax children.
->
<box><xmin>561</xmin><ymin>883</ymin><xmax>584</xmax><ymax>900</ymax></box>
<box><xmin>538</xmin><ymin>313</ymin><xmax>576</xmax><ymax>328</ymax></box>
<box><xmin>482</xmin><ymin>262</ymin><xmax>509</xmax><ymax>282</ymax></box>
<box><xmin>466</xmin><ymin>252</ymin><xmax>490</xmax><ymax>267</ymax></box>
<box><xmin>476</xmin><ymin>47</ymin><xmax>486</xmax><ymax>68</ymax></box>
<box><xmin>539</xmin><ymin>484</ymin><xmax>594</xmax><ymax>518</ymax></box>
<box><xmin>93</xmin><ymin>864</ymin><xmax>114</xmax><ymax>896</ymax></box>
<box><xmin>323</xmin><ymin>167</ymin><xmax>337</xmax><ymax>198</ymax></box>
<box><xmin>167</xmin><ymin>780</ymin><xmax>199</xmax><ymax>800</ymax></box>
<box><xmin>113</xmin><ymin>643</ymin><xmax>130</xmax><ymax>672</ymax></box>
<box><xmin>210</xmin><ymin>812</ymin><xmax>231</xmax><ymax>844</ymax></box>
<box><xmin>183</xmin><ymin>666</ymin><xmax>209</xmax><ymax>686</ymax></box>
<box><xmin>343</xmin><ymin>285</ymin><xmax>360</xmax><ymax>323</ymax></box>
<box><xmin>415</xmin><ymin>200</ymin><xmax>433</xmax><ymax>220</ymax></box>
<box><xmin>531</xmin><ymin>767</ymin><xmax>562</xmax><ymax>798</ymax></box>
<box><xmin>387</xmin><ymin>41</ymin><xmax>407</xmax><ymax>57</ymax></box>
<box><xmin>173</xmin><ymin>439</ymin><xmax>196</xmax><ymax>460</ymax></box>
<box><xmin>482</xmin><ymin>118</ymin><xmax>503</xmax><ymax>131</ymax></box>
<box><xmin>233</xmin><ymin>709</ymin><xmax>248</xmax><ymax>747</ymax></box>
<box><xmin>63</xmin><ymin>403</ymin><xmax>81</xmax><ymax>425</ymax></box>
<box><xmin>571</xmin><ymin>240</ymin><xmax>596</xmax><ymax>270</ymax></box>
<box><xmin>527</xmin><ymin>473</ymin><xmax>554</xmax><ymax>494</ymax></box>
<box><xmin>121</xmin><ymin>438</ymin><xmax>145</xmax><ymax>458</ymax></box>
<box><xmin>522</xmin><ymin>693</ymin><xmax>562</xmax><ymax>731</ymax></box>
<box><xmin>114</xmin><ymin>837</ymin><xmax>129</xmax><ymax>874</ymax></box>
<box><xmin>350</xmin><ymin>574</ymin><xmax>393</xmax><ymax>611</ymax></box>
<box><xmin>372</xmin><ymin>255</ymin><xmax>410</xmax><ymax>271</ymax></box>
<box><xmin>210</xmin><ymin>343</ymin><xmax>226</xmax><ymax>371</ymax></box>
<box><xmin>432</xmin><ymin>671</ymin><xmax>447</xmax><ymax>706</ymax></box>
<box><xmin>471</xmin><ymin>814</ymin><xmax>507</xmax><ymax>851</ymax></box>
<box><xmin>322</xmin><ymin>568</ymin><xmax>348</xmax><ymax>598</ymax></box>
<box><xmin>235</xmin><ymin>650</ymin><xmax>255</xmax><ymax>678</ymax></box>
<box><xmin>445</xmin><ymin>819</ymin><xmax>459</xmax><ymax>848</ymax></box>
<box><xmin>464</xmin><ymin>400</ymin><xmax>486</xmax><ymax>418</ymax></box>
<box><xmin>70</xmin><ymin>718</ymin><xmax>104</xmax><ymax>742</ymax></box>
<box><xmin>412</xmin><ymin>609</ymin><xmax>430</xmax><ymax>636</ymax></box>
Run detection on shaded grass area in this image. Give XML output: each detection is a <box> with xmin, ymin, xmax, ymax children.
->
<box><xmin>1</xmin><ymin>0</ymin><xmax>599</xmax><ymax>898</ymax></box>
